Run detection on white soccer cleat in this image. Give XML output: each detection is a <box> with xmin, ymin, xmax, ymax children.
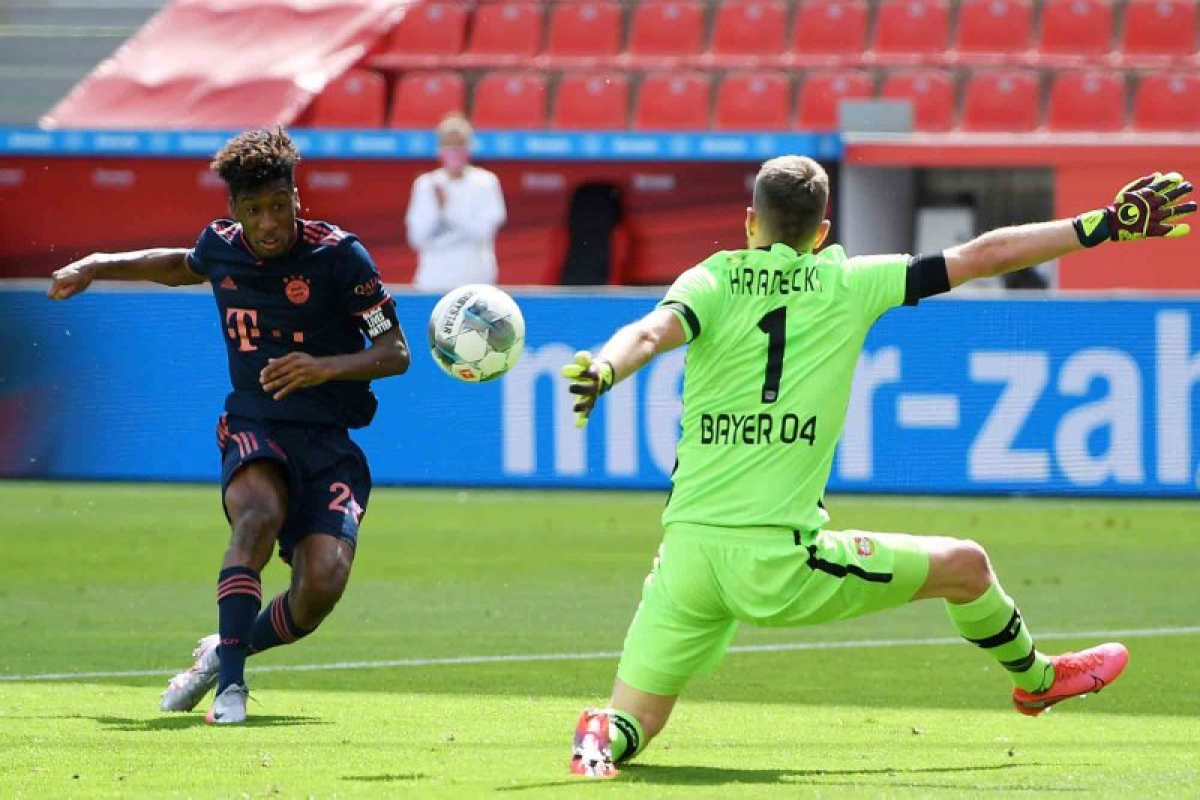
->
<box><xmin>205</xmin><ymin>682</ymin><xmax>249</xmax><ymax>725</ymax></box>
<box><xmin>160</xmin><ymin>634</ymin><xmax>220</xmax><ymax>712</ymax></box>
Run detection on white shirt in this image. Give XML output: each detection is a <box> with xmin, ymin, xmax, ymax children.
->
<box><xmin>405</xmin><ymin>165</ymin><xmax>507</xmax><ymax>291</ymax></box>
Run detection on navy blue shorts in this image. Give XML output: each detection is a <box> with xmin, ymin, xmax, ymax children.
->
<box><xmin>218</xmin><ymin>414</ymin><xmax>371</xmax><ymax>563</ymax></box>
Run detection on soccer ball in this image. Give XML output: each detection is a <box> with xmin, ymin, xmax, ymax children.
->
<box><xmin>428</xmin><ymin>284</ymin><xmax>525</xmax><ymax>383</ymax></box>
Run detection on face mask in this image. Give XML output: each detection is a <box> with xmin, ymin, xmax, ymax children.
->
<box><xmin>439</xmin><ymin>146</ymin><xmax>469</xmax><ymax>171</ymax></box>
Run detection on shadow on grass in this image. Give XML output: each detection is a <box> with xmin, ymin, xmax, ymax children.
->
<box><xmin>342</xmin><ymin>773</ymin><xmax>427</xmax><ymax>783</ymax></box>
<box><xmin>499</xmin><ymin>762</ymin><xmax>1077</xmax><ymax>792</ymax></box>
<box><xmin>89</xmin><ymin>714</ymin><xmax>328</xmax><ymax>731</ymax></box>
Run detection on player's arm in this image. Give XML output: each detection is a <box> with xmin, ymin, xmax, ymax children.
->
<box><xmin>562</xmin><ymin>308</ymin><xmax>687</xmax><ymax>428</ymax></box>
<box><xmin>260</xmin><ymin>302</ymin><xmax>410</xmax><ymax>400</ymax></box>
<box><xmin>944</xmin><ymin>172</ymin><xmax>1195</xmax><ymax>288</ymax></box>
<box><xmin>48</xmin><ymin>248</ymin><xmax>203</xmax><ymax>299</ymax></box>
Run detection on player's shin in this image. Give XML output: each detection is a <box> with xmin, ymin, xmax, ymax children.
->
<box><xmin>248</xmin><ymin>590</ymin><xmax>313</xmax><ymax>654</ymax></box>
<box><xmin>608</xmin><ymin>709</ymin><xmax>646</xmax><ymax>764</ymax></box>
<box><xmin>216</xmin><ymin>566</ymin><xmax>262</xmax><ymax>691</ymax></box>
<box><xmin>946</xmin><ymin>583</ymin><xmax>1053</xmax><ymax>693</ymax></box>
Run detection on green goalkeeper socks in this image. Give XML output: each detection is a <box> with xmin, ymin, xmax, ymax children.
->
<box><xmin>947</xmin><ymin>583</ymin><xmax>1053</xmax><ymax>693</ymax></box>
<box><xmin>608</xmin><ymin>709</ymin><xmax>645</xmax><ymax>764</ymax></box>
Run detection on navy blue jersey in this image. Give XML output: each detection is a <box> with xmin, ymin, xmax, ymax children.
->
<box><xmin>187</xmin><ymin>219</ymin><xmax>392</xmax><ymax>429</ymax></box>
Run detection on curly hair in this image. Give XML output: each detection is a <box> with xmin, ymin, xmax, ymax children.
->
<box><xmin>211</xmin><ymin>127</ymin><xmax>299</xmax><ymax>198</ymax></box>
<box><xmin>752</xmin><ymin>155</ymin><xmax>829</xmax><ymax>250</ymax></box>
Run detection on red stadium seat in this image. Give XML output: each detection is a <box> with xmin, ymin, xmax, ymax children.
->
<box><xmin>1131</xmin><ymin>73</ymin><xmax>1200</xmax><ymax>131</ymax></box>
<box><xmin>880</xmin><ymin>69</ymin><xmax>955</xmax><ymax>131</ymax></box>
<box><xmin>464</xmin><ymin>2</ymin><xmax>543</xmax><ymax>62</ymax></box>
<box><xmin>552</xmin><ymin>72</ymin><xmax>629</xmax><ymax>130</ymax></box>
<box><xmin>545</xmin><ymin>1</ymin><xmax>622</xmax><ymax>61</ymax></box>
<box><xmin>382</xmin><ymin>2</ymin><xmax>468</xmax><ymax>58</ymax></box>
<box><xmin>626</xmin><ymin>1</ymin><xmax>705</xmax><ymax>60</ymax></box>
<box><xmin>954</xmin><ymin>0</ymin><xmax>1034</xmax><ymax>60</ymax></box>
<box><xmin>633</xmin><ymin>71</ymin><xmax>712</xmax><ymax>130</ymax></box>
<box><xmin>1039</xmin><ymin>0</ymin><xmax>1114</xmax><ymax>60</ymax></box>
<box><xmin>306</xmin><ymin>68</ymin><xmax>386</xmax><ymax>128</ymax></box>
<box><xmin>710</xmin><ymin>0</ymin><xmax>788</xmax><ymax>59</ymax></box>
<box><xmin>873</xmin><ymin>0</ymin><xmax>951</xmax><ymax>60</ymax></box>
<box><xmin>471</xmin><ymin>71</ymin><xmax>548</xmax><ymax>128</ymax></box>
<box><xmin>792</xmin><ymin>0</ymin><xmax>869</xmax><ymax>59</ymax></box>
<box><xmin>960</xmin><ymin>69</ymin><xmax>1040</xmax><ymax>131</ymax></box>
<box><xmin>794</xmin><ymin>69</ymin><xmax>873</xmax><ymax>130</ymax></box>
<box><xmin>388</xmin><ymin>71</ymin><xmax>466</xmax><ymax>128</ymax></box>
<box><xmin>1045</xmin><ymin>70</ymin><xmax>1126</xmax><ymax>131</ymax></box>
<box><xmin>714</xmin><ymin>72</ymin><xmax>791</xmax><ymax>130</ymax></box>
<box><xmin>1120</xmin><ymin>0</ymin><xmax>1198</xmax><ymax>61</ymax></box>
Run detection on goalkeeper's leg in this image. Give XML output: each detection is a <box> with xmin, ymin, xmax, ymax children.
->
<box><xmin>914</xmin><ymin>536</ymin><xmax>1128</xmax><ymax>715</ymax></box>
<box><xmin>571</xmin><ymin>681</ymin><xmax>675</xmax><ymax>778</ymax></box>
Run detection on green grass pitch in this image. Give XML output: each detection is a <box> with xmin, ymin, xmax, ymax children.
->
<box><xmin>1</xmin><ymin>482</ymin><xmax>1197</xmax><ymax>798</ymax></box>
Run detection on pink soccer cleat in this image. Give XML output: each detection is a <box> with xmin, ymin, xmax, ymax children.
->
<box><xmin>570</xmin><ymin>709</ymin><xmax>618</xmax><ymax>778</ymax></box>
<box><xmin>1012</xmin><ymin>642</ymin><xmax>1129</xmax><ymax>717</ymax></box>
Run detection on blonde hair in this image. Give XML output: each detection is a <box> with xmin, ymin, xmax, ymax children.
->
<box><xmin>436</xmin><ymin>112</ymin><xmax>473</xmax><ymax>143</ymax></box>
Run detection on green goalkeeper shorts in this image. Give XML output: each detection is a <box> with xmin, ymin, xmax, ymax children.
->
<box><xmin>617</xmin><ymin>522</ymin><xmax>931</xmax><ymax>696</ymax></box>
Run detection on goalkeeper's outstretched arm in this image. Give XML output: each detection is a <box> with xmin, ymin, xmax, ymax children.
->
<box><xmin>561</xmin><ymin>309</ymin><xmax>687</xmax><ymax>428</ymax></box>
<box><xmin>945</xmin><ymin>171</ymin><xmax>1195</xmax><ymax>289</ymax></box>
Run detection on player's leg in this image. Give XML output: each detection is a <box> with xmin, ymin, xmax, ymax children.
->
<box><xmin>207</xmin><ymin>458</ymin><xmax>288</xmax><ymax>723</ymax></box>
<box><xmin>249</xmin><ymin>430</ymin><xmax>368</xmax><ymax>654</ymax></box>
<box><xmin>571</xmin><ymin>534</ymin><xmax>736</xmax><ymax>778</ymax></box>
<box><xmin>249</xmin><ymin>533</ymin><xmax>354</xmax><ymax>653</ymax></box>
<box><xmin>913</xmin><ymin>535</ymin><xmax>1128</xmax><ymax>715</ymax></box>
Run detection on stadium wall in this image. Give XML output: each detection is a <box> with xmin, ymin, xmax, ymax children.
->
<box><xmin>3</xmin><ymin>287</ymin><xmax>1198</xmax><ymax>498</ymax></box>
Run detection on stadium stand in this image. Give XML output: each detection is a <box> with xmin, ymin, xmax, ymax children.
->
<box><xmin>388</xmin><ymin>70</ymin><xmax>466</xmax><ymax>128</ymax></box>
<box><xmin>708</xmin><ymin>0</ymin><xmax>789</xmax><ymax>64</ymax></box>
<box><xmin>545</xmin><ymin>1</ymin><xmax>623</xmax><ymax>64</ymax></box>
<box><xmin>871</xmin><ymin>0</ymin><xmax>952</xmax><ymax>63</ymax></box>
<box><xmin>470</xmin><ymin>71</ymin><xmax>548</xmax><ymax>128</ymax></box>
<box><xmin>373</xmin><ymin>1</ymin><xmax>468</xmax><ymax>69</ymax></box>
<box><xmin>960</xmin><ymin>69</ymin><xmax>1041</xmax><ymax>132</ymax></box>
<box><xmin>794</xmin><ymin>69</ymin><xmax>874</xmax><ymax>130</ymax></box>
<box><xmin>626</xmin><ymin>0</ymin><xmax>706</xmax><ymax>63</ymax></box>
<box><xmin>551</xmin><ymin>72</ymin><xmax>630</xmax><ymax>130</ymax></box>
<box><xmin>461</xmin><ymin>2</ymin><xmax>543</xmax><ymax>66</ymax></box>
<box><xmin>303</xmin><ymin>68</ymin><xmax>386</xmax><ymax>128</ymax></box>
<box><xmin>42</xmin><ymin>0</ymin><xmax>399</xmax><ymax>129</ymax></box>
<box><xmin>953</xmin><ymin>0</ymin><xmax>1035</xmax><ymax>63</ymax></box>
<box><xmin>1045</xmin><ymin>70</ymin><xmax>1127</xmax><ymax>131</ymax></box>
<box><xmin>1131</xmin><ymin>73</ymin><xmax>1200</xmax><ymax>131</ymax></box>
<box><xmin>1038</xmin><ymin>0</ymin><xmax>1115</xmax><ymax>62</ymax></box>
<box><xmin>791</xmin><ymin>0</ymin><xmax>870</xmax><ymax>60</ymax></box>
<box><xmin>1119</xmin><ymin>0</ymin><xmax>1198</xmax><ymax>65</ymax></box>
<box><xmin>633</xmin><ymin>71</ymin><xmax>712</xmax><ymax>130</ymax></box>
<box><xmin>32</xmin><ymin>0</ymin><xmax>1200</xmax><ymax>135</ymax></box>
<box><xmin>714</xmin><ymin>71</ymin><xmax>791</xmax><ymax>130</ymax></box>
<box><xmin>880</xmin><ymin>69</ymin><xmax>956</xmax><ymax>131</ymax></box>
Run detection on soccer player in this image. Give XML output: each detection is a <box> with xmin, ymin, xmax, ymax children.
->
<box><xmin>48</xmin><ymin>128</ymin><xmax>410</xmax><ymax>724</ymax></box>
<box><xmin>561</xmin><ymin>159</ymin><xmax>1195</xmax><ymax>777</ymax></box>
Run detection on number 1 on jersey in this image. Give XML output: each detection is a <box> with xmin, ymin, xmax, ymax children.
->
<box><xmin>757</xmin><ymin>307</ymin><xmax>786</xmax><ymax>403</ymax></box>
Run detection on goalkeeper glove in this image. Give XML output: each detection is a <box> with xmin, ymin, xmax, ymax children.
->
<box><xmin>1073</xmin><ymin>171</ymin><xmax>1196</xmax><ymax>247</ymax></box>
<box><xmin>561</xmin><ymin>351</ymin><xmax>614</xmax><ymax>429</ymax></box>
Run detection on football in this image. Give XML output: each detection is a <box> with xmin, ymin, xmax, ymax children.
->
<box><xmin>427</xmin><ymin>284</ymin><xmax>525</xmax><ymax>383</ymax></box>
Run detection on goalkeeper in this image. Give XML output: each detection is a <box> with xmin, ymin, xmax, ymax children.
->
<box><xmin>561</xmin><ymin>161</ymin><xmax>1195</xmax><ymax>778</ymax></box>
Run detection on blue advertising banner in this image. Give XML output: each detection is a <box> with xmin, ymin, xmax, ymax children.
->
<box><xmin>0</xmin><ymin>127</ymin><xmax>843</xmax><ymax>163</ymax></box>
<box><xmin>2</xmin><ymin>287</ymin><xmax>1198</xmax><ymax>497</ymax></box>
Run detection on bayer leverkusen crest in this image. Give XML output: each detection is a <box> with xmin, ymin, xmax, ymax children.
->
<box><xmin>854</xmin><ymin>536</ymin><xmax>875</xmax><ymax>557</ymax></box>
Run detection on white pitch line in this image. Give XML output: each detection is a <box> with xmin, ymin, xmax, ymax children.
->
<box><xmin>2</xmin><ymin>625</ymin><xmax>1197</xmax><ymax>683</ymax></box>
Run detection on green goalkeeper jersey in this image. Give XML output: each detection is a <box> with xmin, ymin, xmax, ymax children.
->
<box><xmin>659</xmin><ymin>242</ymin><xmax>909</xmax><ymax>533</ymax></box>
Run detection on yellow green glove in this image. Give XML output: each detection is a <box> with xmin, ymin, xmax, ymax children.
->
<box><xmin>1074</xmin><ymin>172</ymin><xmax>1196</xmax><ymax>247</ymax></box>
<box><xmin>560</xmin><ymin>351</ymin><xmax>614</xmax><ymax>429</ymax></box>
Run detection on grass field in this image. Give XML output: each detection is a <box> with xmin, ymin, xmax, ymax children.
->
<box><xmin>1</xmin><ymin>483</ymin><xmax>1197</xmax><ymax>798</ymax></box>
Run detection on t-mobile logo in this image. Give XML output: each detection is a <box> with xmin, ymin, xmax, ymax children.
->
<box><xmin>225</xmin><ymin>308</ymin><xmax>261</xmax><ymax>352</ymax></box>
